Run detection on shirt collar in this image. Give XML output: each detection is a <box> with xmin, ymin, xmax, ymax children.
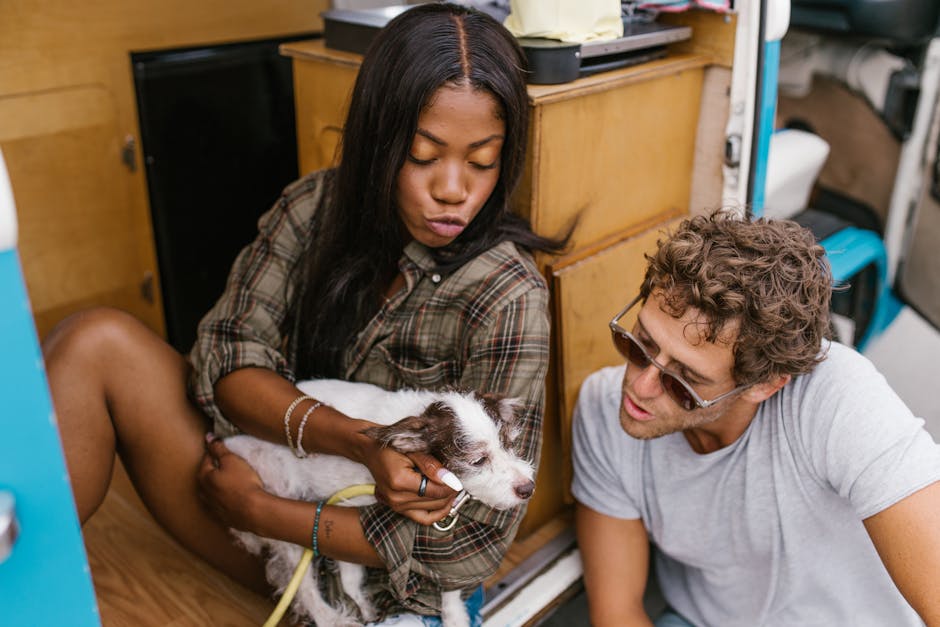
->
<box><xmin>402</xmin><ymin>240</ymin><xmax>439</xmax><ymax>274</ymax></box>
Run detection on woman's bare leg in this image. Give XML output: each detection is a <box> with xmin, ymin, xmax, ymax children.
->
<box><xmin>43</xmin><ymin>307</ymin><xmax>268</xmax><ymax>593</ymax></box>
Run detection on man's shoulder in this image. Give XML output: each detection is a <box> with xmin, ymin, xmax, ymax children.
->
<box><xmin>583</xmin><ymin>364</ymin><xmax>626</xmax><ymax>394</ymax></box>
<box><xmin>786</xmin><ymin>340</ymin><xmax>883</xmax><ymax>398</ymax></box>
<box><xmin>577</xmin><ymin>365</ymin><xmax>626</xmax><ymax>416</ymax></box>
<box><xmin>772</xmin><ymin>340</ymin><xmax>924</xmax><ymax>466</ymax></box>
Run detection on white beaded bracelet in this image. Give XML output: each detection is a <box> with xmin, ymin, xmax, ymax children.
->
<box><xmin>294</xmin><ymin>401</ymin><xmax>323</xmax><ymax>458</ymax></box>
<box><xmin>283</xmin><ymin>394</ymin><xmax>314</xmax><ymax>453</ymax></box>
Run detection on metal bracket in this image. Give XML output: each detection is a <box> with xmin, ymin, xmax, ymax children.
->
<box><xmin>0</xmin><ymin>491</ymin><xmax>19</xmax><ymax>564</ymax></box>
<box><xmin>121</xmin><ymin>135</ymin><xmax>137</xmax><ymax>173</ymax></box>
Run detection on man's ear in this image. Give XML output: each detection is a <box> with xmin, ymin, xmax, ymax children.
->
<box><xmin>742</xmin><ymin>374</ymin><xmax>791</xmax><ymax>404</ymax></box>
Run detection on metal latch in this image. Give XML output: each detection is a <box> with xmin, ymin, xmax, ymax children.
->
<box><xmin>0</xmin><ymin>491</ymin><xmax>19</xmax><ymax>563</ymax></box>
<box><xmin>724</xmin><ymin>133</ymin><xmax>742</xmax><ymax>168</ymax></box>
<box><xmin>433</xmin><ymin>490</ymin><xmax>470</xmax><ymax>532</ymax></box>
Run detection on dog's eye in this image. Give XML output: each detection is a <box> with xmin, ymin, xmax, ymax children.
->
<box><xmin>471</xmin><ymin>456</ymin><xmax>488</xmax><ymax>467</ymax></box>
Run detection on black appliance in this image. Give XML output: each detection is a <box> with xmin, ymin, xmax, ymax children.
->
<box><xmin>132</xmin><ymin>34</ymin><xmax>316</xmax><ymax>352</ymax></box>
<box><xmin>790</xmin><ymin>0</ymin><xmax>940</xmax><ymax>45</ymax></box>
<box><xmin>322</xmin><ymin>6</ymin><xmax>691</xmax><ymax>84</ymax></box>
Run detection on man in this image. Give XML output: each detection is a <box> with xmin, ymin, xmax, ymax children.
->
<box><xmin>571</xmin><ymin>211</ymin><xmax>940</xmax><ymax>626</ymax></box>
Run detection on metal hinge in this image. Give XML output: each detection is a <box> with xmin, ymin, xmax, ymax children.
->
<box><xmin>140</xmin><ymin>271</ymin><xmax>155</xmax><ymax>304</ymax></box>
<box><xmin>121</xmin><ymin>135</ymin><xmax>137</xmax><ymax>172</ymax></box>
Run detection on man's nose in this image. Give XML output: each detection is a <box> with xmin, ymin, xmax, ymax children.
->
<box><xmin>631</xmin><ymin>362</ymin><xmax>664</xmax><ymax>399</ymax></box>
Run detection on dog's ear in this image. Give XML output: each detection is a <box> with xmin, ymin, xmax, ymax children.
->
<box><xmin>496</xmin><ymin>397</ymin><xmax>523</xmax><ymax>425</ymax></box>
<box><xmin>479</xmin><ymin>393</ymin><xmax>524</xmax><ymax>444</ymax></box>
<box><xmin>361</xmin><ymin>414</ymin><xmax>432</xmax><ymax>453</ymax></box>
<box><xmin>480</xmin><ymin>393</ymin><xmax>523</xmax><ymax>424</ymax></box>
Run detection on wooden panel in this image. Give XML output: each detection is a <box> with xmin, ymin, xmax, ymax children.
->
<box><xmin>0</xmin><ymin>0</ymin><xmax>327</xmax><ymax>337</ymax></box>
<box><xmin>689</xmin><ymin>65</ymin><xmax>732</xmax><ymax>216</ymax></box>
<box><xmin>0</xmin><ymin>87</ymin><xmax>164</xmax><ymax>338</ymax></box>
<box><xmin>292</xmin><ymin>53</ymin><xmax>358</xmax><ymax>175</ymax></box>
<box><xmin>521</xmin><ymin>67</ymin><xmax>703</xmax><ymax>249</ymax></box>
<box><xmin>515</xmin><ymin>362</ymin><xmax>564</xmax><ymax>538</ymax></box>
<box><xmin>87</xmin><ymin>458</ymin><xmax>568</xmax><ymax>624</ymax></box>
<box><xmin>84</xmin><ymin>462</ymin><xmax>275</xmax><ymax>626</ymax></box>
<box><xmin>551</xmin><ymin>213</ymin><xmax>686</xmax><ymax>500</ymax></box>
<box><xmin>0</xmin><ymin>1</ymin><xmax>325</xmax><ymax>96</ymax></box>
<box><xmin>660</xmin><ymin>10</ymin><xmax>737</xmax><ymax>68</ymax></box>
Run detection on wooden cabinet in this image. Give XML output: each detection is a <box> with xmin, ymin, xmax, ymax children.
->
<box><xmin>0</xmin><ymin>0</ymin><xmax>327</xmax><ymax>339</ymax></box>
<box><xmin>282</xmin><ymin>39</ymin><xmax>713</xmax><ymax>534</ymax></box>
<box><xmin>0</xmin><ymin>86</ymin><xmax>149</xmax><ymax>334</ymax></box>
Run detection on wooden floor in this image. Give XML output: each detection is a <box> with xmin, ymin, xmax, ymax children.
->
<box><xmin>84</xmin><ymin>462</ymin><xmax>572</xmax><ymax>626</ymax></box>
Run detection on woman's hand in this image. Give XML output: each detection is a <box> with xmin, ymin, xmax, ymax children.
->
<box><xmin>363</xmin><ymin>442</ymin><xmax>458</xmax><ymax>526</ymax></box>
<box><xmin>197</xmin><ymin>434</ymin><xmax>270</xmax><ymax>533</ymax></box>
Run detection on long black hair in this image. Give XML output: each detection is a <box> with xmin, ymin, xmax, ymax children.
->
<box><xmin>291</xmin><ymin>2</ymin><xmax>568</xmax><ymax>379</ymax></box>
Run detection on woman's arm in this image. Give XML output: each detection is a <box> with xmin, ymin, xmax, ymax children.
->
<box><xmin>199</xmin><ymin>428</ymin><xmax>462</xmax><ymax>570</ymax></box>
<box><xmin>188</xmin><ymin>172</ymin><xmax>326</xmax><ymax>436</ymax></box>
<box><xmin>198</xmin><ymin>435</ymin><xmax>384</xmax><ymax>567</ymax></box>
<box><xmin>214</xmin><ymin>367</ymin><xmax>457</xmax><ymax>519</ymax></box>
<box><xmin>359</xmin><ymin>273</ymin><xmax>552</xmax><ymax>598</ymax></box>
<box><xmin>191</xmin><ymin>171</ymin><xmax>455</xmax><ymax>537</ymax></box>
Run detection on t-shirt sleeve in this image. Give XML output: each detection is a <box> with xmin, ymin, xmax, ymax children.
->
<box><xmin>571</xmin><ymin>365</ymin><xmax>642</xmax><ymax>520</ymax></box>
<box><xmin>797</xmin><ymin>344</ymin><xmax>940</xmax><ymax>519</ymax></box>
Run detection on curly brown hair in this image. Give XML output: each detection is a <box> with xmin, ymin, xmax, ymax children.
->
<box><xmin>640</xmin><ymin>210</ymin><xmax>832</xmax><ymax>385</ymax></box>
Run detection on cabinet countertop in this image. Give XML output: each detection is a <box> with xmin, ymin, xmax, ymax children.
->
<box><xmin>280</xmin><ymin>39</ymin><xmax>710</xmax><ymax>105</ymax></box>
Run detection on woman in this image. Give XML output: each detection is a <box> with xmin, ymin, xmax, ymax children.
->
<box><xmin>44</xmin><ymin>3</ymin><xmax>565</xmax><ymax>624</ymax></box>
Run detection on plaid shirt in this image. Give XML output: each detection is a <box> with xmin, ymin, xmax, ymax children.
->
<box><xmin>189</xmin><ymin>169</ymin><xmax>550</xmax><ymax>616</ymax></box>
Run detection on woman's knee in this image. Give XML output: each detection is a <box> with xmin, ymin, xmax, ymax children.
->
<box><xmin>43</xmin><ymin>307</ymin><xmax>160</xmax><ymax>369</ymax></box>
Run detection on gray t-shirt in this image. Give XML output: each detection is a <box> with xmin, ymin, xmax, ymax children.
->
<box><xmin>572</xmin><ymin>341</ymin><xmax>940</xmax><ymax>626</ymax></box>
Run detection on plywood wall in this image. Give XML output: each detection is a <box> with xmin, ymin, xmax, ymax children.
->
<box><xmin>0</xmin><ymin>0</ymin><xmax>326</xmax><ymax>338</ymax></box>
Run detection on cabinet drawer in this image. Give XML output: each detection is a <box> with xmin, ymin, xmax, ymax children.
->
<box><xmin>519</xmin><ymin>64</ymin><xmax>704</xmax><ymax>250</ymax></box>
<box><xmin>292</xmin><ymin>54</ymin><xmax>357</xmax><ymax>174</ymax></box>
<box><xmin>550</xmin><ymin>213</ymin><xmax>685</xmax><ymax>499</ymax></box>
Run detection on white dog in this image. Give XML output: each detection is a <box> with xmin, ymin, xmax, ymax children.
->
<box><xmin>224</xmin><ymin>378</ymin><xmax>536</xmax><ymax>627</ymax></box>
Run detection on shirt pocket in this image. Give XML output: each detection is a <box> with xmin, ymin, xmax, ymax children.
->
<box><xmin>376</xmin><ymin>345</ymin><xmax>460</xmax><ymax>390</ymax></box>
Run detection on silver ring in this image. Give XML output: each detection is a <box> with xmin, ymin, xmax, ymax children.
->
<box><xmin>417</xmin><ymin>474</ymin><xmax>428</xmax><ymax>497</ymax></box>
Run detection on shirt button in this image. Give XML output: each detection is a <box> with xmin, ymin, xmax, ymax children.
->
<box><xmin>431</xmin><ymin>273</ymin><xmax>442</xmax><ymax>283</ymax></box>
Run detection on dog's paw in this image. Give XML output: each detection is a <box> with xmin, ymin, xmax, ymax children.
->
<box><xmin>356</xmin><ymin>601</ymin><xmax>379</xmax><ymax>623</ymax></box>
<box><xmin>304</xmin><ymin>606</ymin><xmax>364</xmax><ymax>627</ymax></box>
<box><xmin>440</xmin><ymin>590</ymin><xmax>470</xmax><ymax>627</ymax></box>
<box><xmin>441</xmin><ymin>613</ymin><xmax>471</xmax><ymax>627</ymax></box>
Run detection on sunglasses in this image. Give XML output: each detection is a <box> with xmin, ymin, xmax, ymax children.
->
<box><xmin>609</xmin><ymin>295</ymin><xmax>749</xmax><ymax>411</ymax></box>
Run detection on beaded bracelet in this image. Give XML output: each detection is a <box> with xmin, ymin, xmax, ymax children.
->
<box><xmin>294</xmin><ymin>401</ymin><xmax>323</xmax><ymax>459</ymax></box>
<box><xmin>311</xmin><ymin>501</ymin><xmax>326</xmax><ymax>558</ymax></box>
<box><xmin>283</xmin><ymin>394</ymin><xmax>314</xmax><ymax>453</ymax></box>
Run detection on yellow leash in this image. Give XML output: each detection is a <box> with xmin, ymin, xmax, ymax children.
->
<box><xmin>262</xmin><ymin>484</ymin><xmax>377</xmax><ymax>627</ymax></box>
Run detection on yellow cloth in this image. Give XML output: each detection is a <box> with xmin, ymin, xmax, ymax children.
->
<box><xmin>503</xmin><ymin>0</ymin><xmax>624</xmax><ymax>43</ymax></box>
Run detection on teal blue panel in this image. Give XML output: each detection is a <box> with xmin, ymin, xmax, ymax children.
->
<box><xmin>0</xmin><ymin>249</ymin><xmax>100</xmax><ymax>626</ymax></box>
<box><xmin>820</xmin><ymin>227</ymin><xmax>897</xmax><ymax>350</ymax></box>
<box><xmin>751</xmin><ymin>39</ymin><xmax>780</xmax><ymax>216</ymax></box>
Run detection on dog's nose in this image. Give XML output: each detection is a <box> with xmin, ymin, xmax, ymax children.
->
<box><xmin>514</xmin><ymin>480</ymin><xmax>535</xmax><ymax>500</ymax></box>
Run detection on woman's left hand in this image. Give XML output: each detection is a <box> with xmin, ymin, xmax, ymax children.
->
<box><xmin>364</xmin><ymin>444</ymin><xmax>457</xmax><ymax>525</ymax></box>
<box><xmin>197</xmin><ymin>434</ymin><xmax>269</xmax><ymax>533</ymax></box>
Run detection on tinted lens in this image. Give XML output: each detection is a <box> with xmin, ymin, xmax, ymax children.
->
<box><xmin>612</xmin><ymin>330</ymin><xmax>649</xmax><ymax>368</ymax></box>
<box><xmin>660</xmin><ymin>372</ymin><xmax>697</xmax><ymax>411</ymax></box>
<box><xmin>611</xmin><ymin>330</ymin><xmax>699</xmax><ymax>411</ymax></box>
